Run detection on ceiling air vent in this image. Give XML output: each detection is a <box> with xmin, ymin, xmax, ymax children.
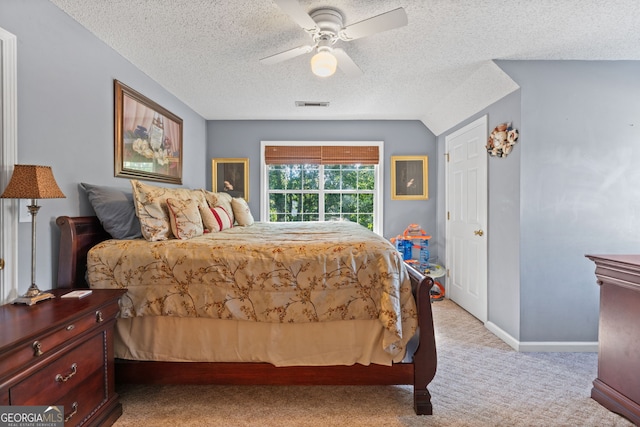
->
<box><xmin>295</xmin><ymin>101</ymin><xmax>330</xmax><ymax>107</ymax></box>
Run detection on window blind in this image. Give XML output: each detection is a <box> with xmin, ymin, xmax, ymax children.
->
<box><xmin>265</xmin><ymin>145</ymin><xmax>379</xmax><ymax>165</ymax></box>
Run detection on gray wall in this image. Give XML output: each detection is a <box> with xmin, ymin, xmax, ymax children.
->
<box><xmin>436</xmin><ymin>91</ymin><xmax>522</xmax><ymax>340</ymax></box>
<box><xmin>207</xmin><ymin>120</ymin><xmax>438</xmax><ymax>244</ymax></box>
<box><xmin>5</xmin><ymin>1</ymin><xmax>640</xmax><ymax>345</ymax></box>
<box><xmin>498</xmin><ymin>60</ymin><xmax>640</xmax><ymax>342</ymax></box>
<box><xmin>0</xmin><ymin>0</ymin><xmax>206</xmax><ymax>295</ymax></box>
<box><xmin>438</xmin><ymin>61</ymin><xmax>640</xmax><ymax>344</ymax></box>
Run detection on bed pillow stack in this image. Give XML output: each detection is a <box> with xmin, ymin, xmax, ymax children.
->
<box><xmin>131</xmin><ymin>180</ymin><xmax>208</xmax><ymax>241</ymax></box>
<box><xmin>85</xmin><ymin>181</ymin><xmax>256</xmax><ymax>241</ymax></box>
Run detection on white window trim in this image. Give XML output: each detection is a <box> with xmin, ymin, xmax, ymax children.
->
<box><xmin>260</xmin><ymin>141</ymin><xmax>384</xmax><ymax>236</ymax></box>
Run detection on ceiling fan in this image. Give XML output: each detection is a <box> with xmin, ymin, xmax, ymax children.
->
<box><xmin>261</xmin><ymin>0</ymin><xmax>408</xmax><ymax>77</ymax></box>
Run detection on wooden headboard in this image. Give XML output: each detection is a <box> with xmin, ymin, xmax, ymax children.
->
<box><xmin>56</xmin><ymin>216</ymin><xmax>111</xmax><ymax>289</ymax></box>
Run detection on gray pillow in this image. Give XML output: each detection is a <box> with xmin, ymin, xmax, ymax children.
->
<box><xmin>81</xmin><ymin>183</ymin><xmax>142</xmax><ymax>239</ymax></box>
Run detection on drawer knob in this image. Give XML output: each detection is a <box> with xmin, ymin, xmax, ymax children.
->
<box><xmin>96</xmin><ymin>310</ymin><xmax>104</xmax><ymax>323</ymax></box>
<box><xmin>55</xmin><ymin>363</ymin><xmax>78</xmax><ymax>383</ymax></box>
<box><xmin>32</xmin><ymin>341</ymin><xmax>43</xmax><ymax>357</ymax></box>
<box><xmin>65</xmin><ymin>402</ymin><xmax>78</xmax><ymax>422</ymax></box>
<box><xmin>66</xmin><ymin>324</ymin><xmax>75</xmax><ymax>331</ymax></box>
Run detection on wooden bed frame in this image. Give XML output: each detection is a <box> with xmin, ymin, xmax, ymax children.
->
<box><xmin>56</xmin><ymin>215</ymin><xmax>437</xmax><ymax>415</ymax></box>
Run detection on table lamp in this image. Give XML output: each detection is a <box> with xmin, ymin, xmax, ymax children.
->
<box><xmin>1</xmin><ymin>165</ymin><xmax>66</xmax><ymax>305</ymax></box>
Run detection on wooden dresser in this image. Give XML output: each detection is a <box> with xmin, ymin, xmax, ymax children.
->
<box><xmin>586</xmin><ymin>255</ymin><xmax>640</xmax><ymax>425</ymax></box>
<box><xmin>0</xmin><ymin>288</ymin><xmax>125</xmax><ymax>426</ymax></box>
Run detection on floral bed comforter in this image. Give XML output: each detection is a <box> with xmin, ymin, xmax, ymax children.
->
<box><xmin>87</xmin><ymin>221</ymin><xmax>417</xmax><ymax>356</ymax></box>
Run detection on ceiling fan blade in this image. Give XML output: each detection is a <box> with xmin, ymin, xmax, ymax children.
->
<box><xmin>273</xmin><ymin>0</ymin><xmax>319</xmax><ymax>33</ymax></box>
<box><xmin>333</xmin><ymin>48</ymin><xmax>363</xmax><ymax>77</ymax></box>
<box><xmin>339</xmin><ymin>7</ymin><xmax>408</xmax><ymax>41</ymax></box>
<box><xmin>260</xmin><ymin>45</ymin><xmax>314</xmax><ymax>65</ymax></box>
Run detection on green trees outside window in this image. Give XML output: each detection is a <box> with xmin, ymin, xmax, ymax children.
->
<box><xmin>268</xmin><ymin>164</ymin><xmax>376</xmax><ymax>230</ymax></box>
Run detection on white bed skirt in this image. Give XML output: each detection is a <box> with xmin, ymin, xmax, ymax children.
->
<box><xmin>114</xmin><ymin>317</ymin><xmax>414</xmax><ymax>367</ymax></box>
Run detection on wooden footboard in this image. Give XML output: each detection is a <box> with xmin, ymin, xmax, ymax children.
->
<box><xmin>406</xmin><ymin>263</ymin><xmax>438</xmax><ymax>415</ymax></box>
<box><xmin>56</xmin><ymin>215</ymin><xmax>437</xmax><ymax>415</ymax></box>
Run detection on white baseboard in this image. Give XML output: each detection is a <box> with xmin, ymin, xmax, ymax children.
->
<box><xmin>485</xmin><ymin>321</ymin><xmax>598</xmax><ymax>352</ymax></box>
<box><xmin>485</xmin><ymin>321</ymin><xmax>520</xmax><ymax>350</ymax></box>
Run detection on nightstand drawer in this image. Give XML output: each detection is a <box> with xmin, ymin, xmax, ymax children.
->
<box><xmin>0</xmin><ymin>301</ymin><xmax>118</xmax><ymax>378</ymax></box>
<box><xmin>57</xmin><ymin>368</ymin><xmax>107</xmax><ymax>427</ymax></box>
<box><xmin>0</xmin><ymin>289</ymin><xmax>124</xmax><ymax>427</ymax></box>
<box><xmin>10</xmin><ymin>333</ymin><xmax>105</xmax><ymax>405</ymax></box>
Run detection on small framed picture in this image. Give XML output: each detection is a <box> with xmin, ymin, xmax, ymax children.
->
<box><xmin>212</xmin><ymin>158</ymin><xmax>249</xmax><ymax>201</ymax></box>
<box><xmin>391</xmin><ymin>155</ymin><xmax>428</xmax><ymax>200</ymax></box>
<box><xmin>114</xmin><ymin>80</ymin><xmax>183</xmax><ymax>184</ymax></box>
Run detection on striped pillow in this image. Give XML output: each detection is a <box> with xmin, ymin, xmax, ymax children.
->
<box><xmin>199</xmin><ymin>205</ymin><xmax>233</xmax><ymax>232</ymax></box>
<box><xmin>200</xmin><ymin>190</ymin><xmax>235</xmax><ymax>225</ymax></box>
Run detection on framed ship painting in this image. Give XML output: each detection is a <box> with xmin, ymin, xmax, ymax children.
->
<box><xmin>114</xmin><ymin>80</ymin><xmax>183</xmax><ymax>184</ymax></box>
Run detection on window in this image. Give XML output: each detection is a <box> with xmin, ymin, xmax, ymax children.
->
<box><xmin>261</xmin><ymin>142</ymin><xmax>383</xmax><ymax>235</ymax></box>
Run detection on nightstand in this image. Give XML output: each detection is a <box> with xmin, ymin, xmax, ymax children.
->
<box><xmin>0</xmin><ymin>288</ymin><xmax>125</xmax><ymax>426</ymax></box>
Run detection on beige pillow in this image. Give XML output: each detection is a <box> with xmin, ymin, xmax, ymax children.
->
<box><xmin>200</xmin><ymin>190</ymin><xmax>234</xmax><ymax>224</ymax></box>
<box><xmin>166</xmin><ymin>198</ymin><xmax>204</xmax><ymax>239</ymax></box>
<box><xmin>131</xmin><ymin>180</ymin><xmax>207</xmax><ymax>241</ymax></box>
<box><xmin>231</xmin><ymin>197</ymin><xmax>254</xmax><ymax>226</ymax></box>
<box><xmin>199</xmin><ymin>205</ymin><xmax>233</xmax><ymax>232</ymax></box>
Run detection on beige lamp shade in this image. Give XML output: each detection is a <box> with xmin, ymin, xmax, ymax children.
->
<box><xmin>1</xmin><ymin>165</ymin><xmax>66</xmax><ymax>199</ymax></box>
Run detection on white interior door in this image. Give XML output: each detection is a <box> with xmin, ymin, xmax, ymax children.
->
<box><xmin>1</xmin><ymin>27</ymin><xmax>19</xmax><ymax>303</ymax></box>
<box><xmin>445</xmin><ymin>115</ymin><xmax>488</xmax><ymax>322</ymax></box>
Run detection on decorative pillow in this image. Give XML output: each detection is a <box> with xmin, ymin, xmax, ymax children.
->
<box><xmin>131</xmin><ymin>180</ymin><xmax>207</xmax><ymax>241</ymax></box>
<box><xmin>200</xmin><ymin>190</ymin><xmax>235</xmax><ymax>224</ymax></box>
<box><xmin>166</xmin><ymin>198</ymin><xmax>204</xmax><ymax>239</ymax></box>
<box><xmin>80</xmin><ymin>183</ymin><xmax>142</xmax><ymax>239</ymax></box>
<box><xmin>231</xmin><ymin>197</ymin><xmax>254</xmax><ymax>226</ymax></box>
<box><xmin>199</xmin><ymin>205</ymin><xmax>233</xmax><ymax>232</ymax></box>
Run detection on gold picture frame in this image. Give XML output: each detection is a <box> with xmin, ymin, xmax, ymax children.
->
<box><xmin>212</xmin><ymin>158</ymin><xmax>249</xmax><ymax>201</ymax></box>
<box><xmin>114</xmin><ymin>80</ymin><xmax>183</xmax><ymax>184</ymax></box>
<box><xmin>391</xmin><ymin>155</ymin><xmax>428</xmax><ymax>200</ymax></box>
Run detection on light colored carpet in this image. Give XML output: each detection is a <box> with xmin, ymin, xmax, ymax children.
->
<box><xmin>112</xmin><ymin>299</ymin><xmax>634</xmax><ymax>426</ymax></box>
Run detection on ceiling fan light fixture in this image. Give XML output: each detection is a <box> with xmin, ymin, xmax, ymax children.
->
<box><xmin>311</xmin><ymin>51</ymin><xmax>337</xmax><ymax>77</ymax></box>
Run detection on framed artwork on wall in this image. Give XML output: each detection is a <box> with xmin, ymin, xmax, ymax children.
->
<box><xmin>114</xmin><ymin>80</ymin><xmax>183</xmax><ymax>184</ymax></box>
<box><xmin>212</xmin><ymin>158</ymin><xmax>249</xmax><ymax>201</ymax></box>
<box><xmin>391</xmin><ymin>155</ymin><xmax>428</xmax><ymax>200</ymax></box>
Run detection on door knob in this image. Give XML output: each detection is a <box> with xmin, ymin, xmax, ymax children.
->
<box><xmin>474</xmin><ymin>229</ymin><xmax>484</xmax><ymax>236</ymax></box>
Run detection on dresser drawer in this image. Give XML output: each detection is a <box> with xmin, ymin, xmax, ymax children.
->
<box><xmin>0</xmin><ymin>302</ymin><xmax>118</xmax><ymax>378</ymax></box>
<box><xmin>0</xmin><ymin>289</ymin><xmax>124</xmax><ymax>427</ymax></box>
<box><xmin>10</xmin><ymin>333</ymin><xmax>105</xmax><ymax>405</ymax></box>
<box><xmin>58</xmin><ymin>368</ymin><xmax>107</xmax><ymax>427</ymax></box>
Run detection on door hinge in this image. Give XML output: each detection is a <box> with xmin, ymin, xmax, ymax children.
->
<box><xmin>445</xmin><ymin>152</ymin><xmax>450</xmax><ymax>162</ymax></box>
<box><xmin>446</xmin><ymin>269</ymin><xmax>450</xmax><ymax>278</ymax></box>
<box><xmin>447</xmin><ymin>211</ymin><xmax>450</xmax><ymax>220</ymax></box>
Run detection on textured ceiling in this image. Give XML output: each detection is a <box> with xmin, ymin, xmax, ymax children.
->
<box><xmin>49</xmin><ymin>0</ymin><xmax>640</xmax><ymax>135</ymax></box>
